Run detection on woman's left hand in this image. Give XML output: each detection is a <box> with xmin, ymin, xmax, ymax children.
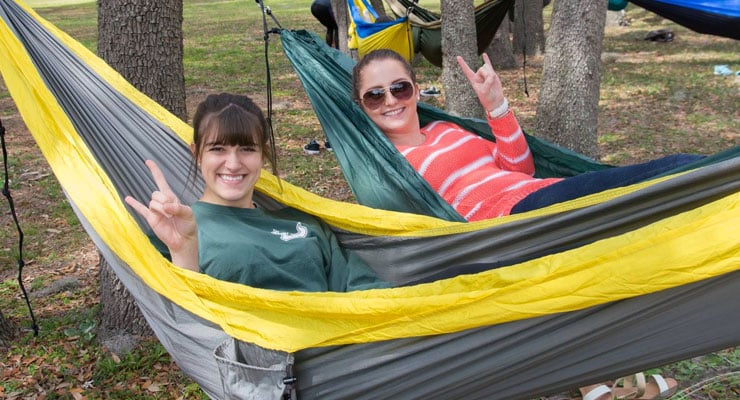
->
<box><xmin>456</xmin><ymin>53</ymin><xmax>506</xmax><ymax>113</ymax></box>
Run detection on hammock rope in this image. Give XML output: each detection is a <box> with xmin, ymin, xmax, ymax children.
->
<box><xmin>0</xmin><ymin>118</ymin><xmax>38</xmax><ymax>336</ymax></box>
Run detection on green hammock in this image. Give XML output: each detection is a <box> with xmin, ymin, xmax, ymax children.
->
<box><xmin>1</xmin><ymin>1</ymin><xmax>739</xmax><ymax>399</ymax></box>
<box><xmin>281</xmin><ymin>29</ymin><xmax>735</xmax><ymax>221</ymax></box>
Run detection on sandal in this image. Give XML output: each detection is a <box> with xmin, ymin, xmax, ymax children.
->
<box><xmin>579</xmin><ymin>383</ymin><xmax>638</xmax><ymax>400</ymax></box>
<box><xmin>616</xmin><ymin>372</ymin><xmax>679</xmax><ymax>400</ymax></box>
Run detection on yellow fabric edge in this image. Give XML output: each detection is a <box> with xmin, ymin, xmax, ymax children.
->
<box><xmin>181</xmin><ymin>192</ymin><xmax>740</xmax><ymax>351</ymax></box>
<box><xmin>2</xmin><ymin>1</ymin><xmax>738</xmax><ymax>353</ymax></box>
<box><xmin>357</xmin><ymin>20</ymin><xmax>414</xmax><ymax>62</ymax></box>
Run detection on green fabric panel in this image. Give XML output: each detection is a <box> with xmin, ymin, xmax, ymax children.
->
<box><xmin>281</xmin><ymin>29</ymin><xmax>610</xmax><ymax>220</ymax></box>
<box><xmin>281</xmin><ymin>29</ymin><xmax>465</xmax><ymax>221</ymax></box>
<box><xmin>609</xmin><ymin>0</ymin><xmax>629</xmax><ymax>11</ymax></box>
<box><xmin>282</xmin><ymin>29</ymin><xmax>737</xmax><ymax>220</ymax></box>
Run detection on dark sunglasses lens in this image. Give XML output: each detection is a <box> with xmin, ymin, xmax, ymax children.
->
<box><xmin>362</xmin><ymin>81</ymin><xmax>414</xmax><ymax>109</ymax></box>
<box><xmin>389</xmin><ymin>81</ymin><xmax>413</xmax><ymax>100</ymax></box>
<box><xmin>362</xmin><ymin>89</ymin><xmax>386</xmax><ymax>109</ymax></box>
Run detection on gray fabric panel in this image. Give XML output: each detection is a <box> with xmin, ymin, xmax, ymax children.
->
<box><xmin>213</xmin><ymin>339</ymin><xmax>294</xmax><ymax>399</ymax></box>
<box><xmin>340</xmin><ymin>157</ymin><xmax>740</xmax><ymax>285</ymax></box>
<box><xmin>294</xmin><ymin>271</ymin><xmax>740</xmax><ymax>399</ymax></box>
<box><xmin>68</xmin><ymin>199</ymin><xmax>227</xmax><ymax>399</ymax></box>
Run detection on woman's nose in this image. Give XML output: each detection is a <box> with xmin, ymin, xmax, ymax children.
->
<box><xmin>224</xmin><ymin>150</ymin><xmax>241</xmax><ymax>167</ymax></box>
<box><xmin>383</xmin><ymin>90</ymin><xmax>397</xmax><ymax>105</ymax></box>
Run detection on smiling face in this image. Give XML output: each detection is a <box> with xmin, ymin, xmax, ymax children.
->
<box><xmin>193</xmin><ymin>105</ymin><xmax>265</xmax><ymax>208</ymax></box>
<box><xmin>355</xmin><ymin>55</ymin><xmax>422</xmax><ymax>145</ymax></box>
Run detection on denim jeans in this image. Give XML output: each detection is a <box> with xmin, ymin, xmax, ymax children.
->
<box><xmin>510</xmin><ymin>154</ymin><xmax>704</xmax><ymax>214</ymax></box>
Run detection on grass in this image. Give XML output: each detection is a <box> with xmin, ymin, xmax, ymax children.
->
<box><xmin>0</xmin><ymin>1</ymin><xmax>738</xmax><ymax>399</ymax></box>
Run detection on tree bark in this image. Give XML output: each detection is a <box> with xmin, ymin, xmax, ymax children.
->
<box><xmin>331</xmin><ymin>0</ymin><xmax>351</xmax><ymax>55</ymax></box>
<box><xmin>98</xmin><ymin>0</ymin><xmax>187</xmax><ymax>120</ymax></box>
<box><xmin>535</xmin><ymin>0</ymin><xmax>607</xmax><ymax>159</ymax></box>
<box><xmin>0</xmin><ymin>309</ymin><xmax>16</xmax><ymax>348</ymax></box>
<box><xmin>98</xmin><ymin>256</ymin><xmax>152</xmax><ymax>338</ymax></box>
<box><xmin>485</xmin><ymin>18</ymin><xmax>517</xmax><ymax>70</ymax></box>
<box><xmin>368</xmin><ymin>0</ymin><xmax>387</xmax><ymax>17</ymax></box>
<box><xmin>441</xmin><ymin>0</ymin><xmax>483</xmax><ymax>118</ymax></box>
<box><xmin>96</xmin><ymin>0</ymin><xmax>187</xmax><ymax>339</ymax></box>
<box><xmin>512</xmin><ymin>0</ymin><xmax>545</xmax><ymax>56</ymax></box>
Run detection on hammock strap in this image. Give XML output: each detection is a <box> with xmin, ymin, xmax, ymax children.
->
<box><xmin>0</xmin><ymin>118</ymin><xmax>38</xmax><ymax>336</ymax></box>
<box><xmin>519</xmin><ymin>3</ymin><xmax>530</xmax><ymax>97</ymax></box>
<box><xmin>256</xmin><ymin>0</ymin><xmax>279</xmax><ymax>171</ymax></box>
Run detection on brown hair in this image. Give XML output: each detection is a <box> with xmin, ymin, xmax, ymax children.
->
<box><xmin>351</xmin><ymin>49</ymin><xmax>416</xmax><ymax>103</ymax></box>
<box><xmin>191</xmin><ymin>93</ymin><xmax>278</xmax><ymax>178</ymax></box>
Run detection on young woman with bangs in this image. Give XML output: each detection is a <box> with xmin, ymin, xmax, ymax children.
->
<box><xmin>126</xmin><ymin>93</ymin><xmax>388</xmax><ymax>292</ymax></box>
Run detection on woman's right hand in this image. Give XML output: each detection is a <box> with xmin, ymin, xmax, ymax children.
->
<box><xmin>456</xmin><ymin>53</ymin><xmax>507</xmax><ymax>115</ymax></box>
<box><xmin>125</xmin><ymin>160</ymin><xmax>199</xmax><ymax>271</ymax></box>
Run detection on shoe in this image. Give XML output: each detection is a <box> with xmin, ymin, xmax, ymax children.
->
<box><xmin>644</xmin><ymin>29</ymin><xmax>673</xmax><ymax>42</ymax></box>
<box><xmin>713</xmin><ymin>64</ymin><xmax>733</xmax><ymax>76</ymax></box>
<box><xmin>617</xmin><ymin>373</ymin><xmax>678</xmax><ymax>400</ymax></box>
<box><xmin>303</xmin><ymin>139</ymin><xmax>320</xmax><ymax>155</ymax></box>
<box><xmin>579</xmin><ymin>383</ymin><xmax>637</xmax><ymax>400</ymax></box>
<box><xmin>420</xmin><ymin>86</ymin><xmax>441</xmax><ymax>97</ymax></box>
<box><xmin>324</xmin><ymin>141</ymin><xmax>333</xmax><ymax>152</ymax></box>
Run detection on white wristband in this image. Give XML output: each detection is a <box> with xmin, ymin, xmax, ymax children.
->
<box><xmin>487</xmin><ymin>98</ymin><xmax>509</xmax><ymax>119</ymax></box>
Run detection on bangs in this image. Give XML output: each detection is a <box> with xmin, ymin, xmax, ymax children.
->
<box><xmin>200</xmin><ymin>104</ymin><xmax>263</xmax><ymax>147</ymax></box>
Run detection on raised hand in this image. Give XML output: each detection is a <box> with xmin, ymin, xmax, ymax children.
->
<box><xmin>125</xmin><ymin>160</ymin><xmax>199</xmax><ymax>271</ymax></box>
<box><xmin>456</xmin><ymin>53</ymin><xmax>506</xmax><ymax>114</ymax></box>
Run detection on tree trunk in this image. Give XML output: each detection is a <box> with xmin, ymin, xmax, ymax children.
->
<box><xmin>512</xmin><ymin>0</ymin><xmax>545</xmax><ymax>56</ymax></box>
<box><xmin>441</xmin><ymin>0</ymin><xmax>483</xmax><ymax>118</ymax></box>
<box><xmin>0</xmin><ymin>309</ymin><xmax>16</xmax><ymax>348</ymax></box>
<box><xmin>96</xmin><ymin>0</ymin><xmax>186</xmax><ymax>340</ymax></box>
<box><xmin>98</xmin><ymin>256</ymin><xmax>153</xmax><ymax>338</ymax></box>
<box><xmin>98</xmin><ymin>0</ymin><xmax>187</xmax><ymax>120</ymax></box>
<box><xmin>485</xmin><ymin>18</ymin><xmax>517</xmax><ymax>70</ymax></box>
<box><xmin>368</xmin><ymin>0</ymin><xmax>387</xmax><ymax>17</ymax></box>
<box><xmin>535</xmin><ymin>0</ymin><xmax>607</xmax><ymax>159</ymax></box>
<box><xmin>331</xmin><ymin>0</ymin><xmax>351</xmax><ymax>55</ymax></box>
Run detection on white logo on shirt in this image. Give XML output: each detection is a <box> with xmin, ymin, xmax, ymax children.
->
<box><xmin>271</xmin><ymin>222</ymin><xmax>308</xmax><ymax>242</ymax></box>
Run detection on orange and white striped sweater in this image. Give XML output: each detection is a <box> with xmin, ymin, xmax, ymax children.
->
<box><xmin>396</xmin><ymin>111</ymin><xmax>562</xmax><ymax>221</ymax></box>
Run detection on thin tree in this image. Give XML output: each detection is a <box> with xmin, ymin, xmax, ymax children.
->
<box><xmin>331</xmin><ymin>0</ymin><xmax>351</xmax><ymax>54</ymax></box>
<box><xmin>96</xmin><ymin>0</ymin><xmax>187</xmax><ymax>343</ymax></box>
<box><xmin>0</xmin><ymin>309</ymin><xmax>16</xmax><ymax>348</ymax></box>
<box><xmin>512</xmin><ymin>0</ymin><xmax>545</xmax><ymax>56</ymax></box>
<box><xmin>535</xmin><ymin>0</ymin><xmax>607</xmax><ymax>159</ymax></box>
<box><xmin>441</xmin><ymin>0</ymin><xmax>483</xmax><ymax>118</ymax></box>
<box><xmin>485</xmin><ymin>17</ymin><xmax>517</xmax><ymax>70</ymax></box>
<box><xmin>368</xmin><ymin>0</ymin><xmax>387</xmax><ymax>18</ymax></box>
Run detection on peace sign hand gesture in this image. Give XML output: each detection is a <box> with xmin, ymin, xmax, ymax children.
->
<box><xmin>125</xmin><ymin>160</ymin><xmax>199</xmax><ymax>271</ymax></box>
<box><xmin>456</xmin><ymin>53</ymin><xmax>507</xmax><ymax>115</ymax></box>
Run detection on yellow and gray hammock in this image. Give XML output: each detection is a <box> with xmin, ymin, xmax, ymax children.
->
<box><xmin>1</xmin><ymin>1</ymin><xmax>739</xmax><ymax>399</ymax></box>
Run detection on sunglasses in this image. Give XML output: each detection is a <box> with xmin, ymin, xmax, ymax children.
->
<box><xmin>360</xmin><ymin>81</ymin><xmax>415</xmax><ymax>110</ymax></box>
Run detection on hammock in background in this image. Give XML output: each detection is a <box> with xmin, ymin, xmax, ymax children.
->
<box><xmin>349</xmin><ymin>0</ymin><xmax>514</xmax><ymax>67</ymax></box>
<box><xmin>1</xmin><ymin>1</ymin><xmax>739</xmax><ymax>399</ymax></box>
<box><xmin>629</xmin><ymin>0</ymin><xmax>740</xmax><ymax>40</ymax></box>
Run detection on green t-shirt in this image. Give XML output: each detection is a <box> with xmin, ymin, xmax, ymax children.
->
<box><xmin>154</xmin><ymin>202</ymin><xmax>389</xmax><ymax>292</ymax></box>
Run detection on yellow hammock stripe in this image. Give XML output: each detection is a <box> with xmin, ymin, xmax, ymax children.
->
<box><xmin>1</xmin><ymin>0</ymin><xmax>738</xmax><ymax>353</ymax></box>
